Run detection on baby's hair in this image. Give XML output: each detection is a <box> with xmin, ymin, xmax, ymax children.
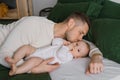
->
<box><xmin>82</xmin><ymin>41</ymin><xmax>90</xmax><ymax>57</ymax></box>
<box><xmin>85</xmin><ymin>42</ymin><xmax>90</xmax><ymax>53</ymax></box>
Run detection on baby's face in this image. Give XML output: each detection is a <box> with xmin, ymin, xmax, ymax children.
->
<box><xmin>70</xmin><ymin>41</ymin><xmax>89</xmax><ymax>58</ymax></box>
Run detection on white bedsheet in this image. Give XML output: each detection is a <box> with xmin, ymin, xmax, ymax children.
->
<box><xmin>50</xmin><ymin>58</ymin><xmax>120</xmax><ymax>80</ymax></box>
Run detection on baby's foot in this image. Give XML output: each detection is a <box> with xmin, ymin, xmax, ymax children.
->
<box><xmin>5</xmin><ymin>56</ymin><xmax>15</xmax><ymax>65</ymax></box>
<box><xmin>9</xmin><ymin>64</ymin><xmax>17</xmax><ymax>76</ymax></box>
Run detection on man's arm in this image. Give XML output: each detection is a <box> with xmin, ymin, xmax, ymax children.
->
<box><xmin>83</xmin><ymin>39</ymin><xmax>104</xmax><ymax>74</ymax></box>
<box><xmin>86</xmin><ymin>54</ymin><xmax>103</xmax><ymax>74</ymax></box>
<box><xmin>83</xmin><ymin>39</ymin><xmax>102</xmax><ymax>57</ymax></box>
<box><xmin>0</xmin><ymin>22</ymin><xmax>16</xmax><ymax>46</ymax></box>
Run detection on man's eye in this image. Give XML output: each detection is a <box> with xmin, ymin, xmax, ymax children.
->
<box><xmin>80</xmin><ymin>31</ymin><xmax>85</xmax><ymax>35</ymax></box>
<box><xmin>79</xmin><ymin>31</ymin><xmax>82</xmax><ymax>34</ymax></box>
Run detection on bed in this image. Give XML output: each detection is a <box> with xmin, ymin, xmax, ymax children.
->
<box><xmin>0</xmin><ymin>0</ymin><xmax>120</xmax><ymax>80</ymax></box>
<box><xmin>48</xmin><ymin>0</ymin><xmax>120</xmax><ymax>80</ymax></box>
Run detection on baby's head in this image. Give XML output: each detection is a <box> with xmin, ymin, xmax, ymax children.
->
<box><xmin>70</xmin><ymin>40</ymin><xmax>90</xmax><ymax>58</ymax></box>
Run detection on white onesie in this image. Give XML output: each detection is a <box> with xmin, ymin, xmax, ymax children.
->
<box><xmin>26</xmin><ymin>38</ymin><xmax>73</xmax><ymax>64</ymax></box>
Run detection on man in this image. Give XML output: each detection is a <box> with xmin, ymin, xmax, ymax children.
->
<box><xmin>0</xmin><ymin>12</ymin><xmax>103</xmax><ymax>74</ymax></box>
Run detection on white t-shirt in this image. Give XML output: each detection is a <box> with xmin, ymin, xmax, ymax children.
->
<box><xmin>0</xmin><ymin>22</ymin><xmax>17</xmax><ymax>46</ymax></box>
<box><xmin>0</xmin><ymin>16</ymin><xmax>55</xmax><ymax>67</ymax></box>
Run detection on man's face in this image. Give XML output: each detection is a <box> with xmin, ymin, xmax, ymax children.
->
<box><xmin>66</xmin><ymin>22</ymin><xmax>89</xmax><ymax>42</ymax></box>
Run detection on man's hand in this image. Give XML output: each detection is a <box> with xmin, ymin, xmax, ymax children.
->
<box><xmin>31</xmin><ymin>58</ymin><xmax>60</xmax><ymax>74</ymax></box>
<box><xmin>86</xmin><ymin>54</ymin><xmax>104</xmax><ymax>74</ymax></box>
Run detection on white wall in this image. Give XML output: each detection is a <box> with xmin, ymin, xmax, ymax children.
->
<box><xmin>32</xmin><ymin>0</ymin><xmax>57</xmax><ymax>16</ymax></box>
<box><xmin>110</xmin><ymin>0</ymin><xmax>120</xmax><ymax>3</ymax></box>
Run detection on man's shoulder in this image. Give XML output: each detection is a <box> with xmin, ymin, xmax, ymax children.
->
<box><xmin>17</xmin><ymin>16</ymin><xmax>53</xmax><ymax>25</ymax></box>
<box><xmin>21</xmin><ymin>16</ymin><xmax>47</xmax><ymax>21</ymax></box>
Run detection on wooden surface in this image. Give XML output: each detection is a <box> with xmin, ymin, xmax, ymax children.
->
<box><xmin>0</xmin><ymin>0</ymin><xmax>33</xmax><ymax>19</ymax></box>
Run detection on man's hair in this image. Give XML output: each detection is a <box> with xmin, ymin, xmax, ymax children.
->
<box><xmin>64</xmin><ymin>12</ymin><xmax>90</xmax><ymax>27</ymax></box>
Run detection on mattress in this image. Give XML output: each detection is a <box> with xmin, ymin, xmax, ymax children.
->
<box><xmin>50</xmin><ymin>58</ymin><xmax>120</xmax><ymax>80</ymax></box>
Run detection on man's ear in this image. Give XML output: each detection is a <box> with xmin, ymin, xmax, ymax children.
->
<box><xmin>67</xmin><ymin>18</ymin><xmax>75</xmax><ymax>28</ymax></box>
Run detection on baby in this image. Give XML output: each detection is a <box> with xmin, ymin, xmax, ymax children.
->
<box><xmin>5</xmin><ymin>38</ymin><xmax>90</xmax><ymax>76</ymax></box>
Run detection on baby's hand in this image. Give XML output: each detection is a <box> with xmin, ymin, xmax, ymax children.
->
<box><xmin>63</xmin><ymin>40</ymin><xmax>71</xmax><ymax>46</ymax></box>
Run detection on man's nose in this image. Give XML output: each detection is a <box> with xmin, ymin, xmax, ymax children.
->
<box><xmin>78</xmin><ymin>35</ymin><xmax>83</xmax><ymax>41</ymax></box>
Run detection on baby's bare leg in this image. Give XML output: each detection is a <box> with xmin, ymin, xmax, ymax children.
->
<box><xmin>9</xmin><ymin>57</ymin><xmax>43</xmax><ymax>76</ymax></box>
<box><xmin>5</xmin><ymin>45</ymin><xmax>36</xmax><ymax>65</ymax></box>
<box><xmin>9</xmin><ymin>64</ymin><xmax>17</xmax><ymax>76</ymax></box>
<box><xmin>5</xmin><ymin>56</ymin><xmax>15</xmax><ymax>65</ymax></box>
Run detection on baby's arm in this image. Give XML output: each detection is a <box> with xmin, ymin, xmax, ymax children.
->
<box><xmin>83</xmin><ymin>39</ymin><xmax>103</xmax><ymax>74</ymax></box>
<box><xmin>52</xmin><ymin>38</ymin><xmax>67</xmax><ymax>46</ymax></box>
<box><xmin>63</xmin><ymin>40</ymin><xmax>71</xmax><ymax>46</ymax></box>
<box><xmin>52</xmin><ymin>38</ymin><xmax>71</xmax><ymax>46</ymax></box>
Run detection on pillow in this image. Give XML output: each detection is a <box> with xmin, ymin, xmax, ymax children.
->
<box><xmin>86</xmin><ymin>2</ymin><xmax>103</xmax><ymax>19</ymax></box>
<box><xmin>91</xmin><ymin>19</ymin><xmax>120</xmax><ymax>63</ymax></box>
<box><xmin>83</xmin><ymin>1</ymin><xmax>103</xmax><ymax>41</ymax></box>
<box><xmin>48</xmin><ymin>2</ymin><xmax>102</xmax><ymax>22</ymax></box>
<box><xmin>47</xmin><ymin>2</ymin><xmax>89</xmax><ymax>22</ymax></box>
<box><xmin>99</xmin><ymin>0</ymin><xmax>120</xmax><ymax>19</ymax></box>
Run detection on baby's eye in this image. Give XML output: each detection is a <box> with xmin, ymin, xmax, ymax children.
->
<box><xmin>76</xmin><ymin>43</ymin><xmax>78</xmax><ymax>46</ymax></box>
<box><xmin>78</xmin><ymin>49</ymin><xmax>80</xmax><ymax>52</ymax></box>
